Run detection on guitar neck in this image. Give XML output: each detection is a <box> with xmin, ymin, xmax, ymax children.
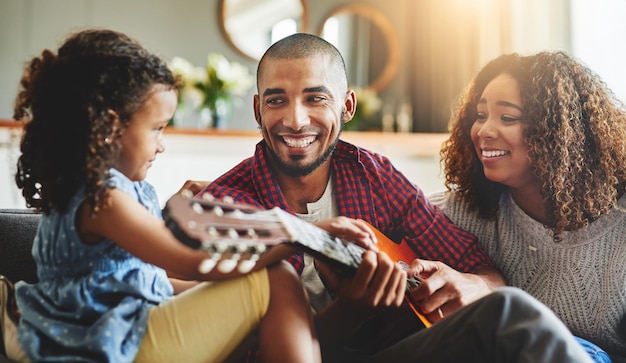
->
<box><xmin>164</xmin><ymin>193</ymin><xmax>432</xmax><ymax>328</ymax></box>
<box><xmin>272</xmin><ymin>207</ymin><xmax>366</xmax><ymax>271</ymax></box>
<box><xmin>163</xmin><ymin>193</ymin><xmax>365</xmax><ymax>274</ymax></box>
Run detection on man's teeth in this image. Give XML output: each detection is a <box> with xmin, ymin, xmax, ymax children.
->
<box><xmin>283</xmin><ymin>137</ymin><xmax>315</xmax><ymax>147</ymax></box>
<box><xmin>482</xmin><ymin>150</ymin><xmax>508</xmax><ymax>157</ymax></box>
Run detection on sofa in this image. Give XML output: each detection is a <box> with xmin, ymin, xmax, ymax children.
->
<box><xmin>0</xmin><ymin>208</ymin><xmax>40</xmax><ymax>362</ymax></box>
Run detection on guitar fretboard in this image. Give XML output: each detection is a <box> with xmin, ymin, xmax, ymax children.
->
<box><xmin>273</xmin><ymin>207</ymin><xmax>366</xmax><ymax>270</ymax></box>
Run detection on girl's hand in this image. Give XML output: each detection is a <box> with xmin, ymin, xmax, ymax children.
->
<box><xmin>175</xmin><ymin>180</ymin><xmax>210</xmax><ymax>196</ymax></box>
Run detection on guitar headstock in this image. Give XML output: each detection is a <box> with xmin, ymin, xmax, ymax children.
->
<box><xmin>164</xmin><ymin>190</ymin><xmax>365</xmax><ymax>276</ymax></box>
<box><xmin>163</xmin><ymin>191</ymin><xmax>294</xmax><ymax>275</ymax></box>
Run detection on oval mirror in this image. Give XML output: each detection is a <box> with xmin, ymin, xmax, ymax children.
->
<box><xmin>219</xmin><ymin>0</ymin><xmax>309</xmax><ymax>61</ymax></box>
<box><xmin>317</xmin><ymin>4</ymin><xmax>400</xmax><ymax>92</ymax></box>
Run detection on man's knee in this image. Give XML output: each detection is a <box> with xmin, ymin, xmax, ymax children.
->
<box><xmin>474</xmin><ymin>287</ymin><xmax>549</xmax><ymax>324</ymax></box>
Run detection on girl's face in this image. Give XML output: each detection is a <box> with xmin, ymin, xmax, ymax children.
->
<box><xmin>470</xmin><ymin>73</ymin><xmax>537</xmax><ymax>190</ymax></box>
<box><xmin>115</xmin><ymin>87</ymin><xmax>177</xmax><ymax>181</ymax></box>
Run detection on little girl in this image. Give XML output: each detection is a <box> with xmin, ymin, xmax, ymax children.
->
<box><xmin>7</xmin><ymin>28</ymin><xmax>375</xmax><ymax>363</ymax></box>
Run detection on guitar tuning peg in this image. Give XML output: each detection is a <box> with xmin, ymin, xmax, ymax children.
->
<box><xmin>192</xmin><ymin>202</ymin><xmax>203</xmax><ymax>214</ymax></box>
<box><xmin>237</xmin><ymin>259</ymin><xmax>257</xmax><ymax>274</ymax></box>
<box><xmin>212</xmin><ymin>206</ymin><xmax>224</xmax><ymax>217</ymax></box>
<box><xmin>215</xmin><ymin>241</ymin><xmax>229</xmax><ymax>253</ymax></box>
<box><xmin>227</xmin><ymin>228</ymin><xmax>239</xmax><ymax>239</ymax></box>
<box><xmin>254</xmin><ymin>243</ymin><xmax>267</xmax><ymax>254</ymax></box>
<box><xmin>234</xmin><ymin>242</ymin><xmax>248</xmax><ymax>253</ymax></box>
<box><xmin>217</xmin><ymin>258</ymin><xmax>238</xmax><ymax>274</ymax></box>
<box><xmin>237</xmin><ymin>248</ymin><xmax>261</xmax><ymax>274</ymax></box>
<box><xmin>198</xmin><ymin>258</ymin><xmax>217</xmax><ymax>274</ymax></box>
<box><xmin>202</xmin><ymin>193</ymin><xmax>215</xmax><ymax>202</ymax></box>
<box><xmin>246</xmin><ymin>228</ymin><xmax>257</xmax><ymax>238</ymax></box>
<box><xmin>223</xmin><ymin>196</ymin><xmax>235</xmax><ymax>204</ymax></box>
<box><xmin>230</xmin><ymin>209</ymin><xmax>244</xmax><ymax>218</ymax></box>
<box><xmin>207</xmin><ymin>227</ymin><xmax>219</xmax><ymax>237</ymax></box>
<box><xmin>181</xmin><ymin>189</ymin><xmax>193</xmax><ymax>199</ymax></box>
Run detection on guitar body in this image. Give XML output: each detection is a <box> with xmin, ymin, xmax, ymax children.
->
<box><xmin>360</xmin><ymin>220</ymin><xmax>431</xmax><ymax>329</ymax></box>
<box><xmin>362</xmin><ymin>220</ymin><xmax>419</xmax><ymax>270</ymax></box>
<box><xmin>163</xmin><ymin>192</ymin><xmax>431</xmax><ymax>329</ymax></box>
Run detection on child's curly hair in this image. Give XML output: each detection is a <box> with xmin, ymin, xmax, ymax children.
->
<box><xmin>441</xmin><ymin>51</ymin><xmax>626</xmax><ymax>232</ymax></box>
<box><xmin>13</xmin><ymin>29</ymin><xmax>181</xmax><ymax>214</ymax></box>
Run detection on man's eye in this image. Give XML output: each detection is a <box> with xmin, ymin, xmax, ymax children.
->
<box><xmin>266</xmin><ymin>98</ymin><xmax>284</xmax><ymax>105</ymax></box>
<box><xmin>308</xmin><ymin>96</ymin><xmax>326</xmax><ymax>102</ymax></box>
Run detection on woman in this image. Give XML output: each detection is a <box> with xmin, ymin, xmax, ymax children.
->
<box><xmin>431</xmin><ymin>51</ymin><xmax>626</xmax><ymax>363</ymax></box>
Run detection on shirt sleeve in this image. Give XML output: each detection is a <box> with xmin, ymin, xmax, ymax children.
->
<box><xmin>367</xmin><ymin>156</ymin><xmax>494</xmax><ymax>273</ymax></box>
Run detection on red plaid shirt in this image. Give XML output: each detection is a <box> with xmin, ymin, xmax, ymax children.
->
<box><xmin>198</xmin><ymin>139</ymin><xmax>494</xmax><ymax>362</ymax></box>
<box><xmin>199</xmin><ymin>139</ymin><xmax>492</xmax><ymax>274</ymax></box>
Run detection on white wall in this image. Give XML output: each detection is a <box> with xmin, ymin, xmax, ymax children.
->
<box><xmin>0</xmin><ymin>129</ymin><xmax>447</xmax><ymax>209</ymax></box>
<box><xmin>571</xmin><ymin>0</ymin><xmax>626</xmax><ymax>103</ymax></box>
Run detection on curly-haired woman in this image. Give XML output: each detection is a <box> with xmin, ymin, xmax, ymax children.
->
<box><xmin>430</xmin><ymin>51</ymin><xmax>626</xmax><ymax>363</ymax></box>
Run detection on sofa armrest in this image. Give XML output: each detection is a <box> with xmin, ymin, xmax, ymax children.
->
<box><xmin>0</xmin><ymin>209</ymin><xmax>40</xmax><ymax>284</ymax></box>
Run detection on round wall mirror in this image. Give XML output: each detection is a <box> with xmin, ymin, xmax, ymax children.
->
<box><xmin>317</xmin><ymin>4</ymin><xmax>400</xmax><ymax>92</ymax></box>
<box><xmin>219</xmin><ymin>0</ymin><xmax>309</xmax><ymax>61</ymax></box>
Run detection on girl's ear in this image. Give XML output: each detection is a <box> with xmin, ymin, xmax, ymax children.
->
<box><xmin>105</xmin><ymin>109</ymin><xmax>122</xmax><ymax>143</ymax></box>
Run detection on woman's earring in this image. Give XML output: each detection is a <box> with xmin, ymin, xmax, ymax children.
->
<box><xmin>104</xmin><ymin>137</ymin><xmax>112</xmax><ymax>144</ymax></box>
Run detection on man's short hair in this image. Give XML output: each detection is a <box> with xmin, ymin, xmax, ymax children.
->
<box><xmin>257</xmin><ymin>33</ymin><xmax>348</xmax><ymax>92</ymax></box>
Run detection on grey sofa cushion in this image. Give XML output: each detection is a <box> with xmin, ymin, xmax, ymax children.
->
<box><xmin>0</xmin><ymin>209</ymin><xmax>39</xmax><ymax>284</ymax></box>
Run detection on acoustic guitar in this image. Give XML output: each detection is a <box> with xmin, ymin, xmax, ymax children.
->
<box><xmin>163</xmin><ymin>191</ymin><xmax>431</xmax><ymax>328</ymax></box>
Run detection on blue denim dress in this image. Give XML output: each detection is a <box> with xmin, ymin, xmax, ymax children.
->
<box><xmin>15</xmin><ymin>169</ymin><xmax>173</xmax><ymax>362</ymax></box>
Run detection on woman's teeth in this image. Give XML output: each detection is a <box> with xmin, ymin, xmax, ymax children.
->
<box><xmin>482</xmin><ymin>149</ymin><xmax>508</xmax><ymax>158</ymax></box>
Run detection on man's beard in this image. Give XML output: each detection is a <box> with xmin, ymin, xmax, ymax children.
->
<box><xmin>261</xmin><ymin>112</ymin><xmax>344</xmax><ymax>178</ymax></box>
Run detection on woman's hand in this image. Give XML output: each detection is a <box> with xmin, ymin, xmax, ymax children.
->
<box><xmin>406</xmin><ymin>259</ymin><xmax>498</xmax><ymax>322</ymax></box>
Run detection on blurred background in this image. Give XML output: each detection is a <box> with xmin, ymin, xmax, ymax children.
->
<box><xmin>1</xmin><ymin>0</ymin><xmax>625</xmax><ymax>133</ymax></box>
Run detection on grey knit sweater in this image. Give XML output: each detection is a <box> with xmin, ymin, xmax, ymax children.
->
<box><xmin>429</xmin><ymin>190</ymin><xmax>626</xmax><ymax>362</ymax></box>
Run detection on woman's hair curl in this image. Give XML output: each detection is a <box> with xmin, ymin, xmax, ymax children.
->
<box><xmin>441</xmin><ymin>51</ymin><xmax>626</xmax><ymax>232</ymax></box>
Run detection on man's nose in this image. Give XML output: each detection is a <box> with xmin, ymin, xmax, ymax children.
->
<box><xmin>283</xmin><ymin>102</ymin><xmax>310</xmax><ymax>130</ymax></box>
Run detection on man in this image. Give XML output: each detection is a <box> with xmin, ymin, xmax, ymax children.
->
<box><xmin>196</xmin><ymin>33</ymin><xmax>590</xmax><ymax>362</ymax></box>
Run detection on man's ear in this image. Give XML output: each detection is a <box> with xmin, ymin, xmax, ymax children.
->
<box><xmin>253</xmin><ymin>94</ymin><xmax>262</xmax><ymax>127</ymax></box>
<box><xmin>342</xmin><ymin>89</ymin><xmax>357</xmax><ymax>124</ymax></box>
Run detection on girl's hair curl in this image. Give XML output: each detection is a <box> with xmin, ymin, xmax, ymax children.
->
<box><xmin>14</xmin><ymin>29</ymin><xmax>181</xmax><ymax>214</ymax></box>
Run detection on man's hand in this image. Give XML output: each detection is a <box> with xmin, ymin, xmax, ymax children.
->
<box><xmin>316</xmin><ymin>250</ymin><xmax>407</xmax><ymax>312</ymax></box>
<box><xmin>313</xmin><ymin>217</ymin><xmax>378</xmax><ymax>251</ymax></box>
<box><xmin>311</xmin><ymin>217</ymin><xmax>409</xmax><ymax>351</ymax></box>
<box><xmin>407</xmin><ymin>259</ymin><xmax>504</xmax><ymax>322</ymax></box>
<box><xmin>313</xmin><ymin>216</ymin><xmax>406</xmax><ymax>312</ymax></box>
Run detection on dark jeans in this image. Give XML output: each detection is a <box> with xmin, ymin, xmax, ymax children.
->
<box><xmin>329</xmin><ymin>287</ymin><xmax>595</xmax><ymax>363</ymax></box>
